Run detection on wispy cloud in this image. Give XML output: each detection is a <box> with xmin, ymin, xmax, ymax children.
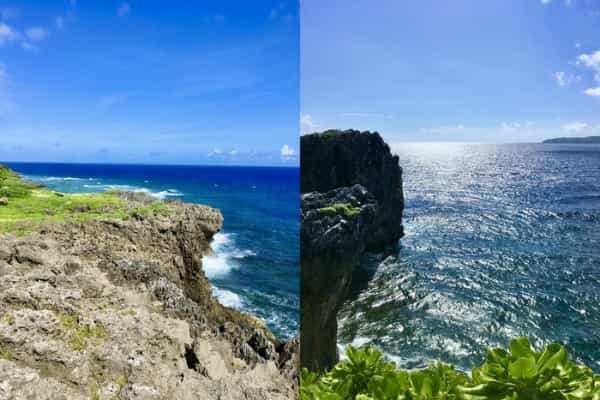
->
<box><xmin>280</xmin><ymin>144</ymin><xmax>297</xmax><ymax>161</ymax></box>
<box><xmin>97</xmin><ymin>91</ymin><xmax>136</xmax><ymax>109</ymax></box>
<box><xmin>562</xmin><ymin>121</ymin><xmax>589</xmax><ymax>132</ymax></box>
<box><xmin>25</xmin><ymin>27</ymin><xmax>48</xmax><ymax>41</ymax></box>
<box><xmin>56</xmin><ymin>16</ymin><xmax>64</xmax><ymax>29</ymax></box>
<box><xmin>117</xmin><ymin>2</ymin><xmax>131</xmax><ymax>18</ymax></box>
<box><xmin>301</xmin><ymin>113</ymin><xmax>317</xmax><ymax>134</ymax></box>
<box><xmin>554</xmin><ymin>71</ymin><xmax>580</xmax><ymax>86</ymax></box>
<box><xmin>541</xmin><ymin>0</ymin><xmax>551</xmax><ymax>4</ymax></box>
<box><xmin>0</xmin><ymin>22</ymin><xmax>18</xmax><ymax>46</ymax></box>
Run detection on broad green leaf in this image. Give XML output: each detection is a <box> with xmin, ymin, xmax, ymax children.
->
<box><xmin>508</xmin><ymin>356</ymin><xmax>538</xmax><ymax>380</ymax></box>
<box><xmin>508</xmin><ymin>337</ymin><xmax>535</xmax><ymax>359</ymax></box>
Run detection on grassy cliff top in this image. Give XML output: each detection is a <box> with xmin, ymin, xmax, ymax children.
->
<box><xmin>0</xmin><ymin>165</ymin><xmax>169</xmax><ymax>235</ymax></box>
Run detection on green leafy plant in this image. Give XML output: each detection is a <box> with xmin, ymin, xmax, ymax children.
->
<box><xmin>301</xmin><ymin>338</ymin><xmax>600</xmax><ymax>400</ymax></box>
<box><xmin>459</xmin><ymin>337</ymin><xmax>600</xmax><ymax>400</ymax></box>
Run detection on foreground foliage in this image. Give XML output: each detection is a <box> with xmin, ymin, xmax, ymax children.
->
<box><xmin>301</xmin><ymin>338</ymin><xmax>600</xmax><ymax>400</ymax></box>
<box><xmin>0</xmin><ymin>165</ymin><xmax>169</xmax><ymax>234</ymax></box>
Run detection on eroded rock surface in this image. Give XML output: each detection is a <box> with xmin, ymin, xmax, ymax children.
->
<box><xmin>300</xmin><ymin>130</ymin><xmax>404</xmax><ymax>372</ymax></box>
<box><xmin>0</xmin><ymin>193</ymin><xmax>297</xmax><ymax>399</ymax></box>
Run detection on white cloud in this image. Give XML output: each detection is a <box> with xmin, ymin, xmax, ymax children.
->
<box><xmin>208</xmin><ymin>147</ymin><xmax>222</xmax><ymax>157</ymax></box>
<box><xmin>301</xmin><ymin>113</ymin><xmax>317</xmax><ymax>134</ymax></box>
<box><xmin>574</xmin><ymin>50</ymin><xmax>600</xmax><ymax>94</ymax></box>
<box><xmin>280</xmin><ymin>144</ymin><xmax>297</xmax><ymax>161</ymax></box>
<box><xmin>541</xmin><ymin>0</ymin><xmax>551</xmax><ymax>4</ymax></box>
<box><xmin>25</xmin><ymin>27</ymin><xmax>47</xmax><ymax>41</ymax></box>
<box><xmin>577</xmin><ymin>50</ymin><xmax>600</xmax><ymax>71</ymax></box>
<box><xmin>583</xmin><ymin>87</ymin><xmax>600</xmax><ymax>96</ymax></box>
<box><xmin>117</xmin><ymin>2</ymin><xmax>131</xmax><ymax>17</ymax></box>
<box><xmin>56</xmin><ymin>16</ymin><xmax>64</xmax><ymax>29</ymax></box>
<box><xmin>562</xmin><ymin>121</ymin><xmax>589</xmax><ymax>132</ymax></box>
<box><xmin>554</xmin><ymin>71</ymin><xmax>581</xmax><ymax>86</ymax></box>
<box><xmin>0</xmin><ymin>22</ymin><xmax>18</xmax><ymax>46</ymax></box>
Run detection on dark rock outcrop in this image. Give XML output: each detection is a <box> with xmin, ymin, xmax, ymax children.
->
<box><xmin>300</xmin><ymin>130</ymin><xmax>404</xmax><ymax>372</ymax></box>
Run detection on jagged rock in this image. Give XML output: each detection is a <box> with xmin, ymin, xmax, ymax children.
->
<box><xmin>300</xmin><ymin>130</ymin><xmax>404</xmax><ymax>372</ymax></box>
<box><xmin>0</xmin><ymin>192</ymin><xmax>297</xmax><ymax>399</ymax></box>
<box><xmin>302</xmin><ymin>129</ymin><xmax>404</xmax><ymax>249</ymax></box>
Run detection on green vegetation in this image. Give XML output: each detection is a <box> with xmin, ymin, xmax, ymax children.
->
<box><xmin>89</xmin><ymin>385</ymin><xmax>100</xmax><ymax>400</ymax></box>
<box><xmin>301</xmin><ymin>338</ymin><xmax>600</xmax><ymax>400</ymax></box>
<box><xmin>0</xmin><ymin>165</ymin><xmax>170</xmax><ymax>234</ymax></box>
<box><xmin>321</xmin><ymin>130</ymin><xmax>341</xmax><ymax>140</ymax></box>
<box><xmin>0</xmin><ymin>345</ymin><xmax>13</xmax><ymax>360</ymax></box>
<box><xmin>59</xmin><ymin>313</ymin><xmax>109</xmax><ymax>351</ymax></box>
<box><xmin>318</xmin><ymin>203</ymin><xmax>361</xmax><ymax>218</ymax></box>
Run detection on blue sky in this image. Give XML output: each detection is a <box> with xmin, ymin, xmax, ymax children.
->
<box><xmin>0</xmin><ymin>0</ymin><xmax>299</xmax><ymax>165</ymax></box>
<box><xmin>302</xmin><ymin>0</ymin><xmax>600</xmax><ymax>143</ymax></box>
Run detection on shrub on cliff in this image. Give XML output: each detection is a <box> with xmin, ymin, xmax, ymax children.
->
<box><xmin>300</xmin><ymin>337</ymin><xmax>600</xmax><ymax>400</ymax></box>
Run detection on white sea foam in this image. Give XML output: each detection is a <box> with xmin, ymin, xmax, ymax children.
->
<box><xmin>212</xmin><ymin>286</ymin><xmax>244</xmax><ymax>309</ymax></box>
<box><xmin>80</xmin><ymin>183</ymin><xmax>183</xmax><ymax>200</ymax></box>
<box><xmin>25</xmin><ymin>175</ymin><xmax>85</xmax><ymax>182</ymax></box>
<box><xmin>202</xmin><ymin>233</ymin><xmax>256</xmax><ymax>278</ymax></box>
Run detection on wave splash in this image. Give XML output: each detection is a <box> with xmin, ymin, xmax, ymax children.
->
<box><xmin>202</xmin><ymin>233</ymin><xmax>256</xmax><ymax>278</ymax></box>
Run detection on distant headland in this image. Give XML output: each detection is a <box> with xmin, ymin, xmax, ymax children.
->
<box><xmin>542</xmin><ymin>136</ymin><xmax>600</xmax><ymax>144</ymax></box>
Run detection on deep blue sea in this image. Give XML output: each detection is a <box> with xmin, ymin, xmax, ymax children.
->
<box><xmin>337</xmin><ymin>143</ymin><xmax>600</xmax><ymax>372</ymax></box>
<box><xmin>3</xmin><ymin>162</ymin><xmax>299</xmax><ymax>339</ymax></box>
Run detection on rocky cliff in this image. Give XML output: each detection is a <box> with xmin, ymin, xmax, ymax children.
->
<box><xmin>300</xmin><ymin>130</ymin><xmax>404</xmax><ymax>372</ymax></box>
<box><xmin>0</xmin><ymin>177</ymin><xmax>297</xmax><ymax>399</ymax></box>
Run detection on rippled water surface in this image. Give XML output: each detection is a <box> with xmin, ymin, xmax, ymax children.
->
<box><xmin>338</xmin><ymin>143</ymin><xmax>600</xmax><ymax>371</ymax></box>
<box><xmin>3</xmin><ymin>162</ymin><xmax>299</xmax><ymax>339</ymax></box>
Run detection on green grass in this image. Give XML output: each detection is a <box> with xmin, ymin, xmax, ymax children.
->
<box><xmin>0</xmin><ymin>165</ymin><xmax>171</xmax><ymax>234</ymax></box>
<box><xmin>301</xmin><ymin>338</ymin><xmax>600</xmax><ymax>400</ymax></box>
<box><xmin>318</xmin><ymin>202</ymin><xmax>361</xmax><ymax>218</ymax></box>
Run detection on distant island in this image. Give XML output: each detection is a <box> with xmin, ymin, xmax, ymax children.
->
<box><xmin>542</xmin><ymin>136</ymin><xmax>600</xmax><ymax>144</ymax></box>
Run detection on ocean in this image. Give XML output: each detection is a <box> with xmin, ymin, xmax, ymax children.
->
<box><xmin>337</xmin><ymin>143</ymin><xmax>600</xmax><ymax>372</ymax></box>
<box><xmin>3</xmin><ymin>162</ymin><xmax>299</xmax><ymax>340</ymax></box>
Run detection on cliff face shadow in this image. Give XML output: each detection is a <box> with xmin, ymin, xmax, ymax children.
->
<box><xmin>344</xmin><ymin>242</ymin><xmax>401</xmax><ymax>304</ymax></box>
